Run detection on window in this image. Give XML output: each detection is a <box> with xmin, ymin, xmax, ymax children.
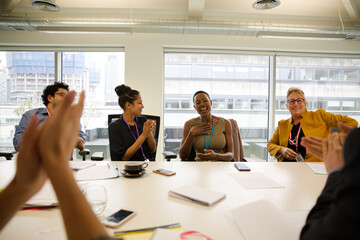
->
<box><xmin>275</xmin><ymin>56</ymin><xmax>360</xmax><ymax>140</ymax></box>
<box><xmin>0</xmin><ymin>51</ymin><xmax>124</xmax><ymax>159</ymax></box>
<box><xmin>164</xmin><ymin>52</ymin><xmax>270</xmax><ymax>161</ymax></box>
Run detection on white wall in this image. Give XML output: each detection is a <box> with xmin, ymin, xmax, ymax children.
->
<box><xmin>1</xmin><ymin>31</ymin><xmax>360</xmax><ymax>160</ymax></box>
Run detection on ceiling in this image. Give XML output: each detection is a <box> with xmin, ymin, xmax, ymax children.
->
<box><xmin>0</xmin><ymin>0</ymin><xmax>360</xmax><ymax>40</ymax></box>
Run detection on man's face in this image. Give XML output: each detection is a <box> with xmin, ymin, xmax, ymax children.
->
<box><xmin>48</xmin><ymin>88</ymin><xmax>69</xmax><ymax>109</ymax></box>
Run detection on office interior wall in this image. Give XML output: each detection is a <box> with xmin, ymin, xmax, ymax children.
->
<box><xmin>1</xmin><ymin>31</ymin><xmax>360</xmax><ymax>160</ymax></box>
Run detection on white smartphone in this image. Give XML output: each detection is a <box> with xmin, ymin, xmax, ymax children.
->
<box><xmin>234</xmin><ymin>163</ymin><xmax>251</xmax><ymax>171</ymax></box>
<box><xmin>102</xmin><ymin>209</ymin><xmax>136</xmax><ymax>228</ymax></box>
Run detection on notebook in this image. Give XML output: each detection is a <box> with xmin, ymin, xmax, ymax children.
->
<box><xmin>168</xmin><ymin>185</ymin><xmax>226</xmax><ymax>206</ymax></box>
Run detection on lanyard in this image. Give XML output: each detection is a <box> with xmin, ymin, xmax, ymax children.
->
<box><xmin>45</xmin><ymin>106</ymin><xmax>51</xmax><ymax>117</ymax></box>
<box><xmin>122</xmin><ymin>117</ymin><xmax>146</xmax><ymax>160</ymax></box>
<box><xmin>200</xmin><ymin>115</ymin><xmax>214</xmax><ymax>149</ymax></box>
<box><xmin>289</xmin><ymin>124</ymin><xmax>302</xmax><ymax>152</ymax></box>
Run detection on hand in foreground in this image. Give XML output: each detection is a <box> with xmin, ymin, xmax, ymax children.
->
<box><xmin>279</xmin><ymin>147</ymin><xmax>298</xmax><ymax>160</ymax></box>
<box><xmin>38</xmin><ymin>91</ymin><xmax>85</xmax><ymax>168</ymax></box>
<box><xmin>301</xmin><ymin>122</ymin><xmax>353</xmax><ymax>161</ymax></box>
<box><xmin>322</xmin><ymin>133</ymin><xmax>344</xmax><ymax>173</ymax></box>
<box><xmin>14</xmin><ymin>115</ymin><xmax>48</xmax><ymax>197</ymax></box>
<box><xmin>189</xmin><ymin>122</ymin><xmax>212</xmax><ymax>136</ymax></box>
<box><xmin>196</xmin><ymin>149</ymin><xmax>217</xmax><ymax>161</ymax></box>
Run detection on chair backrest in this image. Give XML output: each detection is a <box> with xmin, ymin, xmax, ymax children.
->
<box><xmin>181</xmin><ymin>118</ymin><xmax>245</xmax><ymax>161</ymax></box>
<box><xmin>108</xmin><ymin>114</ymin><xmax>160</xmax><ymax>159</ymax></box>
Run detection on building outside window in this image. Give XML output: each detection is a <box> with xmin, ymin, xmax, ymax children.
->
<box><xmin>164</xmin><ymin>53</ymin><xmax>360</xmax><ymax>161</ymax></box>
<box><xmin>0</xmin><ymin>51</ymin><xmax>124</xmax><ymax>159</ymax></box>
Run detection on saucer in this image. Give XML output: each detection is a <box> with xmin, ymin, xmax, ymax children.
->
<box><xmin>120</xmin><ymin>169</ymin><xmax>146</xmax><ymax>178</ymax></box>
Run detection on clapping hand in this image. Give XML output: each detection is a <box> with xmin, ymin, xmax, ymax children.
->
<box><xmin>142</xmin><ymin>120</ymin><xmax>156</xmax><ymax>138</ymax></box>
<box><xmin>301</xmin><ymin>122</ymin><xmax>352</xmax><ymax>161</ymax></box>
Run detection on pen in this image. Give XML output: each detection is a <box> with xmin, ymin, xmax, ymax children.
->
<box><xmin>113</xmin><ymin>163</ymin><xmax>119</xmax><ymax>177</ymax></box>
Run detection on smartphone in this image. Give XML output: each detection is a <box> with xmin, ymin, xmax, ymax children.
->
<box><xmin>234</xmin><ymin>163</ymin><xmax>251</xmax><ymax>171</ymax></box>
<box><xmin>102</xmin><ymin>209</ymin><xmax>136</xmax><ymax>228</ymax></box>
<box><xmin>153</xmin><ymin>169</ymin><xmax>176</xmax><ymax>176</ymax></box>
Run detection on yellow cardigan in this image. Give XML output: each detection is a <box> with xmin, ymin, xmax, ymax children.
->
<box><xmin>267</xmin><ymin>109</ymin><xmax>358</xmax><ymax>162</ymax></box>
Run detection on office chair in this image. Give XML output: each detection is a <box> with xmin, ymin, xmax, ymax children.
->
<box><xmin>78</xmin><ymin>148</ymin><xmax>104</xmax><ymax>161</ymax></box>
<box><xmin>108</xmin><ymin>114</ymin><xmax>177</xmax><ymax>161</ymax></box>
<box><xmin>0</xmin><ymin>150</ymin><xmax>16</xmax><ymax>160</ymax></box>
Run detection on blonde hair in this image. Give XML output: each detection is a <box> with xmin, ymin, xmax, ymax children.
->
<box><xmin>287</xmin><ymin>87</ymin><xmax>306</xmax><ymax>102</ymax></box>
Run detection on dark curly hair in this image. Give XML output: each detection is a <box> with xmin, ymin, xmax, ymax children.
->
<box><xmin>41</xmin><ymin>82</ymin><xmax>69</xmax><ymax>106</ymax></box>
<box><xmin>114</xmin><ymin>84</ymin><xmax>140</xmax><ymax>110</ymax></box>
<box><xmin>193</xmin><ymin>90</ymin><xmax>211</xmax><ymax>103</ymax></box>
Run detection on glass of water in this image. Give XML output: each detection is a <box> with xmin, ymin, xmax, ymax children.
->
<box><xmin>83</xmin><ymin>185</ymin><xmax>107</xmax><ymax>215</ymax></box>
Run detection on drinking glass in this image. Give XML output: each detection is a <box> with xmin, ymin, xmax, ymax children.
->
<box><xmin>83</xmin><ymin>185</ymin><xmax>107</xmax><ymax>215</ymax></box>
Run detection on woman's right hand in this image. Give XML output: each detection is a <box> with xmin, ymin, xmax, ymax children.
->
<box><xmin>189</xmin><ymin>122</ymin><xmax>212</xmax><ymax>136</ymax></box>
<box><xmin>142</xmin><ymin>120</ymin><xmax>155</xmax><ymax>138</ymax></box>
<box><xmin>280</xmin><ymin>147</ymin><xmax>297</xmax><ymax>160</ymax></box>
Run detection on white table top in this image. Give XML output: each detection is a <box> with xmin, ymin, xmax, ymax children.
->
<box><xmin>0</xmin><ymin>161</ymin><xmax>328</xmax><ymax>240</ymax></box>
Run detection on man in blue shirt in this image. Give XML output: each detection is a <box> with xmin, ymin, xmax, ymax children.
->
<box><xmin>13</xmin><ymin>82</ymin><xmax>86</xmax><ymax>151</ymax></box>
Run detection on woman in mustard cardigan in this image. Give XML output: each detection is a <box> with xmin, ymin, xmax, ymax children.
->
<box><xmin>267</xmin><ymin>87</ymin><xmax>358</xmax><ymax>162</ymax></box>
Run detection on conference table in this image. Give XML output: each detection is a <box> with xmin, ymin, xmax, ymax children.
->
<box><xmin>0</xmin><ymin>161</ymin><xmax>328</xmax><ymax>240</ymax></box>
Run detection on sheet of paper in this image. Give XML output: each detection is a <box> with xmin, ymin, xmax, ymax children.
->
<box><xmin>150</xmin><ymin>229</ymin><xmax>180</xmax><ymax>240</ymax></box>
<box><xmin>229</xmin><ymin>172</ymin><xmax>284</xmax><ymax>189</ymax></box>
<box><xmin>306</xmin><ymin>163</ymin><xmax>327</xmax><ymax>175</ymax></box>
<box><xmin>69</xmin><ymin>161</ymin><xmax>96</xmax><ymax>170</ymax></box>
<box><xmin>230</xmin><ymin>199</ymin><xmax>299</xmax><ymax>240</ymax></box>
<box><xmin>74</xmin><ymin>162</ymin><xmax>119</xmax><ymax>181</ymax></box>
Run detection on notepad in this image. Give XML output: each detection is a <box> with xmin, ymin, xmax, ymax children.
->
<box><xmin>24</xmin><ymin>181</ymin><xmax>88</xmax><ymax>208</ymax></box>
<box><xmin>74</xmin><ymin>162</ymin><xmax>119</xmax><ymax>181</ymax></box>
<box><xmin>168</xmin><ymin>185</ymin><xmax>226</xmax><ymax>206</ymax></box>
<box><xmin>69</xmin><ymin>161</ymin><xmax>96</xmax><ymax>171</ymax></box>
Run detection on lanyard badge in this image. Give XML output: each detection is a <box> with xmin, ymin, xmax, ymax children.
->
<box><xmin>200</xmin><ymin>115</ymin><xmax>214</xmax><ymax>149</ymax></box>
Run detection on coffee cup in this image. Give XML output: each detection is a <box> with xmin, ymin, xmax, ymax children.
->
<box><xmin>124</xmin><ymin>162</ymin><xmax>148</xmax><ymax>174</ymax></box>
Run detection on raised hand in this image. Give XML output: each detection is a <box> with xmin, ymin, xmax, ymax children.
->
<box><xmin>37</xmin><ymin>90</ymin><xmax>85</xmax><ymax>168</ymax></box>
<box><xmin>322</xmin><ymin>133</ymin><xmax>344</xmax><ymax>173</ymax></box>
<box><xmin>14</xmin><ymin>115</ymin><xmax>47</xmax><ymax>196</ymax></box>
<box><xmin>189</xmin><ymin>122</ymin><xmax>212</xmax><ymax>136</ymax></box>
<box><xmin>142</xmin><ymin>120</ymin><xmax>156</xmax><ymax>138</ymax></box>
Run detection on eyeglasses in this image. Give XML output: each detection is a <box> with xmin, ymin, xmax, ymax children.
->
<box><xmin>287</xmin><ymin>98</ymin><xmax>304</xmax><ymax>105</ymax></box>
<box><xmin>55</xmin><ymin>92</ymin><xmax>67</xmax><ymax>97</ymax></box>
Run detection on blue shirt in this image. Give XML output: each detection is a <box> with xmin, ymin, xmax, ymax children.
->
<box><xmin>13</xmin><ymin>107</ymin><xmax>86</xmax><ymax>151</ymax></box>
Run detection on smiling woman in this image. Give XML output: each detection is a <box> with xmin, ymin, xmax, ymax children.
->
<box><xmin>108</xmin><ymin>84</ymin><xmax>156</xmax><ymax>161</ymax></box>
<box><xmin>179</xmin><ymin>90</ymin><xmax>233</xmax><ymax>161</ymax></box>
<box><xmin>267</xmin><ymin>87</ymin><xmax>358</xmax><ymax>162</ymax></box>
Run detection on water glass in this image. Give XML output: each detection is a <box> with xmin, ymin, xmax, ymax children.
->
<box><xmin>83</xmin><ymin>185</ymin><xmax>107</xmax><ymax>215</ymax></box>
